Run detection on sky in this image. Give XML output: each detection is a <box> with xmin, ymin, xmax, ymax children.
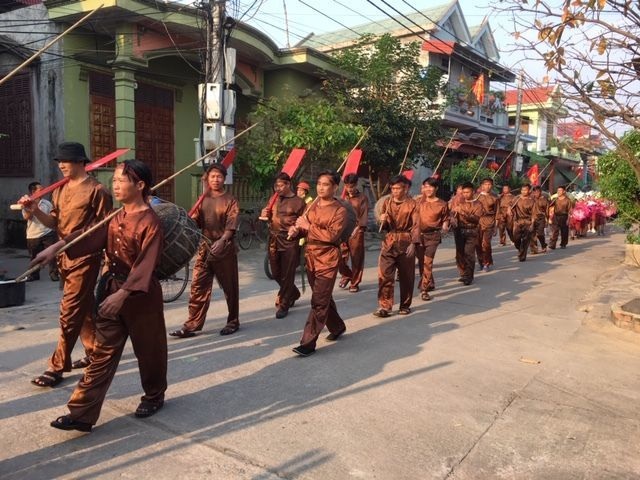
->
<box><xmin>228</xmin><ymin>0</ymin><xmax>547</xmax><ymax>89</ymax></box>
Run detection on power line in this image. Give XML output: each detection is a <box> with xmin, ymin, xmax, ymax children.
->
<box><xmin>298</xmin><ymin>0</ymin><xmax>365</xmax><ymax>40</ymax></box>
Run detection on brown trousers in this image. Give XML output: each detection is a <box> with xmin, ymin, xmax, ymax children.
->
<box><xmin>454</xmin><ymin>228</ymin><xmax>478</xmax><ymax>281</ymax></box>
<box><xmin>299</xmin><ymin>253</ymin><xmax>345</xmax><ymax>350</ymax></box>
<box><xmin>530</xmin><ymin>217</ymin><xmax>547</xmax><ymax>251</ymax></box>
<box><xmin>184</xmin><ymin>243</ymin><xmax>239</xmax><ymax>332</ymax></box>
<box><xmin>475</xmin><ymin>226</ymin><xmax>495</xmax><ymax>267</ymax></box>
<box><xmin>549</xmin><ymin>214</ymin><xmax>569</xmax><ymax>248</ymax></box>
<box><xmin>513</xmin><ymin>221</ymin><xmax>532</xmax><ymax>261</ymax></box>
<box><xmin>49</xmin><ymin>253</ymin><xmax>100</xmax><ymax>374</ymax></box>
<box><xmin>268</xmin><ymin>236</ymin><xmax>301</xmax><ymax>310</ymax></box>
<box><xmin>417</xmin><ymin>231</ymin><xmax>441</xmax><ymax>292</ymax></box>
<box><xmin>497</xmin><ymin>216</ymin><xmax>513</xmax><ymax>245</ymax></box>
<box><xmin>378</xmin><ymin>243</ymin><xmax>416</xmax><ymax>311</ymax></box>
<box><xmin>338</xmin><ymin>229</ymin><xmax>366</xmax><ymax>287</ymax></box>
<box><xmin>68</xmin><ymin>279</ymin><xmax>167</xmax><ymax>424</ymax></box>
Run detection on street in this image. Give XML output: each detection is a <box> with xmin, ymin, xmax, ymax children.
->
<box><xmin>0</xmin><ymin>232</ymin><xmax>639</xmax><ymax>479</ymax></box>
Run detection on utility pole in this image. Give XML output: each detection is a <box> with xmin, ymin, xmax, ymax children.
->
<box><xmin>198</xmin><ymin>0</ymin><xmax>236</xmax><ymax>183</ymax></box>
<box><xmin>513</xmin><ymin>70</ymin><xmax>524</xmax><ymax>173</ymax></box>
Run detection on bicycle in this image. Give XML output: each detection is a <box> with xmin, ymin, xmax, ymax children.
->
<box><xmin>160</xmin><ymin>263</ymin><xmax>190</xmax><ymax>303</ymax></box>
<box><xmin>237</xmin><ymin>209</ymin><xmax>268</xmax><ymax>250</ymax></box>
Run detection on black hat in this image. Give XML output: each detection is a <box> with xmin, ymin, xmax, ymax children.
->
<box><xmin>53</xmin><ymin>142</ymin><xmax>90</xmax><ymax>163</ymax></box>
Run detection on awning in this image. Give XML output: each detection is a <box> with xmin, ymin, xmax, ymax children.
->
<box><xmin>422</xmin><ymin>40</ymin><xmax>455</xmax><ymax>55</ymax></box>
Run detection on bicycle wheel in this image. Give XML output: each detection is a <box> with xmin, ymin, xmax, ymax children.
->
<box><xmin>161</xmin><ymin>264</ymin><xmax>190</xmax><ymax>303</ymax></box>
<box><xmin>237</xmin><ymin>219</ymin><xmax>253</xmax><ymax>250</ymax></box>
<box><xmin>264</xmin><ymin>253</ymin><xmax>273</xmax><ymax>280</ymax></box>
<box><xmin>254</xmin><ymin>218</ymin><xmax>268</xmax><ymax>243</ymax></box>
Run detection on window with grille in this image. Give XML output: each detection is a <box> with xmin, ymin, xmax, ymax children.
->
<box><xmin>0</xmin><ymin>71</ymin><xmax>33</xmax><ymax>176</ymax></box>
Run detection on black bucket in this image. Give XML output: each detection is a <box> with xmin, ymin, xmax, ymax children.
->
<box><xmin>0</xmin><ymin>280</ymin><xmax>26</xmax><ymax>307</ymax></box>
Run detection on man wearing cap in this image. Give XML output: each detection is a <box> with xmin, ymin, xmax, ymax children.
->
<box><xmin>20</xmin><ymin>142</ymin><xmax>113</xmax><ymax>387</ymax></box>
<box><xmin>261</xmin><ymin>172</ymin><xmax>306</xmax><ymax>318</ymax></box>
<box><xmin>170</xmin><ymin>162</ymin><xmax>240</xmax><ymax>337</ymax></box>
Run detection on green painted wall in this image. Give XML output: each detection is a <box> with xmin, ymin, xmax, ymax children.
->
<box><xmin>263</xmin><ymin>69</ymin><xmax>321</xmax><ymax>98</ymax></box>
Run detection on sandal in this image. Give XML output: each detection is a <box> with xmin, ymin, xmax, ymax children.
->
<box><xmin>338</xmin><ymin>279</ymin><xmax>349</xmax><ymax>289</ymax></box>
<box><xmin>71</xmin><ymin>357</ymin><xmax>91</xmax><ymax>369</ymax></box>
<box><xmin>220</xmin><ymin>325</ymin><xmax>239</xmax><ymax>336</ymax></box>
<box><xmin>50</xmin><ymin>415</ymin><xmax>92</xmax><ymax>432</ymax></box>
<box><xmin>168</xmin><ymin>328</ymin><xmax>196</xmax><ymax>339</ymax></box>
<box><xmin>31</xmin><ymin>371</ymin><xmax>63</xmax><ymax>388</ymax></box>
<box><xmin>135</xmin><ymin>401</ymin><xmax>164</xmax><ymax>418</ymax></box>
<box><xmin>348</xmin><ymin>285</ymin><xmax>359</xmax><ymax>293</ymax></box>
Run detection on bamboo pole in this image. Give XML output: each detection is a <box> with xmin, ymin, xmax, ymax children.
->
<box><xmin>471</xmin><ymin>137</ymin><xmax>497</xmax><ymax>183</ymax></box>
<box><xmin>432</xmin><ymin>128</ymin><xmax>458</xmax><ymax>175</ymax></box>
<box><xmin>381</xmin><ymin>127</ymin><xmax>418</xmax><ymax>197</ymax></box>
<box><xmin>0</xmin><ymin>6</ymin><xmax>103</xmax><ymax>87</ymax></box>
<box><xmin>336</xmin><ymin>126</ymin><xmax>371</xmax><ymax>174</ymax></box>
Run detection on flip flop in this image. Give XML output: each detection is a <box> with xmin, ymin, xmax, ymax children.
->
<box><xmin>31</xmin><ymin>371</ymin><xmax>63</xmax><ymax>388</ymax></box>
<box><xmin>50</xmin><ymin>415</ymin><xmax>92</xmax><ymax>432</ymax></box>
<box><xmin>71</xmin><ymin>357</ymin><xmax>91</xmax><ymax>369</ymax></box>
<box><xmin>168</xmin><ymin>328</ymin><xmax>196</xmax><ymax>338</ymax></box>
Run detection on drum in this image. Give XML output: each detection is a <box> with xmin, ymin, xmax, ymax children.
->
<box><xmin>374</xmin><ymin>194</ymin><xmax>390</xmax><ymax>222</ymax></box>
<box><xmin>152</xmin><ymin>202</ymin><xmax>201</xmax><ymax>280</ymax></box>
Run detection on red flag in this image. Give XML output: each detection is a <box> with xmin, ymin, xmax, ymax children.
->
<box><xmin>340</xmin><ymin>149</ymin><xmax>363</xmax><ymax>198</ymax></box>
<box><xmin>402</xmin><ymin>170</ymin><xmax>414</xmax><ymax>181</ymax></box>
<box><xmin>472</xmin><ymin>74</ymin><xmax>485</xmax><ymax>104</ymax></box>
<box><xmin>263</xmin><ymin>148</ymin><xmax>307</xmax><ymax>213</ymax></box>
<box><xmin>526</xmin><ymin>163</ymin><xmax>540</xmax><ymax>185</ymax></box>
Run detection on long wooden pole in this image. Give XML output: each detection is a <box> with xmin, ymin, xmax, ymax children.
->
<box><xmin>432</xmin><ymin>128</ymin><xmax>458</xmax><ymax>175</ymax></box>
<box><xmin>381</xmin><ymin>127</ymin><xmax>417</xmax><ymax>197</ymax></box>
<box><xmin>16</xmin><ymin>123</ymin><xmax>259</xmax><ymax>282</ymax></box>
<box><xmin>336</xmin><ymin>126</ymin><xmax>371</xmax><ymax>174</ymax></box>
<box><xmin>471</xmin><ymin>137</ymin><xmax>497</xmax><ymax>183</ymax></box>
<box><xmin>0</xmin><ymin>6</ymin><xmax>103</xmax><ymax>87</ymax></box>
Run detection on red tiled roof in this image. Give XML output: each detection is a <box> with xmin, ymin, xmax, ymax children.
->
<box><xmin>504</xmin><ymin>86</ymin><xmax>555</xmax><ymax>107</ymax></box>
<box><xmin>422</xmin><ymin>40</ymin><xmax>455</xmax><ymax>55</ymax></box>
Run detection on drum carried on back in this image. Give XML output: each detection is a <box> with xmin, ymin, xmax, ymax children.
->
<box><xmin>152</xmin><ymin>202</ymin><xmax>201</xmax><ymax>280</ymax></box>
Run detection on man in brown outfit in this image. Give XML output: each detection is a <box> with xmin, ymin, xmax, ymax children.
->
<box><xmin>261</xmin><ymin>172</ymin><xmax>306</xmax><ymax>318</ymax></box>
<box><xmin>451</xmin><ymin>182</ymin><xmax>483</xmax><ymax>285</ymax></box>
<box><xmin>338</xmin><ymin>173</ymin><xmax>369</xmax><ymax>293</ymax></box>
<box><xmin>496</xmin><ymin>184</ymin><xmax>514</xmax><ymax>246</ymax></box>
<box><xmin>508</xmin><ymin>183</ymin><xmax>536</xmax><ymax>262</ymax></box>
<box><xmin>375</xmin><ymin>175</ymin><xmax>420</xmax><ymax>317</ymax></box>
<box><xmin>549</xmin><ymin>185</ymin><xmax>573</xmax><ymax>249</ymax></box>
<box><xmin>530</xmin><ymin>186</ymin><xmax>549</xmax><ymax>254</ymax></box>
<box><xmin>290</xmin><ymin>170</ymin><xmax>348</xmax><ymax>357</ymax></box>
<box><xmin>416</xmin><ymin>177</ymin><xmax>449</xmax><ymax>301</ymax></box>
<box><xmin>20</xmin><ymin>142</ymin><xmax>113</xmax><ymax>387</ymax></box>
<box><xmin>170</xmin><ymin>163</ymin><xmax>240</xmax><ymax>338</ymax></box>
<box><xmin>475</xmin><ymin>178</ymin><xmax>498</xmax><ymax>272</ymax></box>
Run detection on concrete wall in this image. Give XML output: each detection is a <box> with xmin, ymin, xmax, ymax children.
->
<box><xmin>263</xmin><ymin>68</ymin><xmax>322</xmax><ymax>98</ymax></box>
<box><xmin>0</xmin><ymin>4</ymin><xmax>64</xmax><ymax>246</ymax></box>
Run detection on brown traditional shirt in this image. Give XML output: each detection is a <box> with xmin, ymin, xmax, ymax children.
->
<box><xmin>270</xmin><ymin>195</ymin><xmax>306</xmax><ymax>234</ymax></box>
<box><xmin>270</xmin><ymin>194</ymin><xmax>306</xmax><ymax>250</ymax></box>
<box><xmin>51</xmin><ymin>175</ymin><xmax>113</xmax><ymax>239</ymax></box>
<box><xmin>346</xmin><ymin>191</ymin><xmax>369</xmax><ymax>228</ymax></box>
<box><xmin>67</xmin><ymin>208</ymin><xmax>163</xmax><ymax>294</ymax></box>
<box><xmin>476</xmin><ymin>192</ymin><xmax>498</xmax><ymax>229</ymax></box>
<box><xmin>193</xmin><ymin>191</ymin><xmax>239</xmax><ymax>240</ymax></box>
<box><xmin>305</xmin><ymin>199</ymin><xmax>348</xmax><ymax>272</ymax></box>
<box><xmin>511</xmin><ymin>195</ymin><xmax>535</xmax><ymax>222</ymax></box>
<box><xmin>553</xmin><ymin>195</ymin><xmax>572</xmax><ymax>215</ymax></box>
<box><xmin>532</xmin><ymin>195</ymin><xmax>549</xmax><ymax>220</ymax></box>
<box><xmin>455</xmin><ymin>199</ymin><xmax>483</xmax><ymax>228</ymax></box>
<box><xmin>417</xmin><ymin>197</ymin><xmax>449</xmax><ymax>232</ymax></box>
<box><xmin>381</xmin><ymin>196</ymin><xmax>420</xmax><ymax>253</ymax></box>
<box><xmin>497</xmin><ymin>192</ymin><xmax>515</xmax><ymax>219</ymax></box>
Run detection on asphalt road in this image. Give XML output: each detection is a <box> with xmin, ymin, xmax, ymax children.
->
<box><xmin>0</xmin><ymin>232</ymin><xmax>639</xmax><ymax>479</ymax></box>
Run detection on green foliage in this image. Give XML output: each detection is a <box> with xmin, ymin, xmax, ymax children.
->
<box><xmin>235</xmin><ymin>92</ymin><xmax>363</xmax><ymax>192</ymax></box>
<box><xmin>325</xmin><ymin>34</ymin><xmax>446</xmax><ymax>176</ymax></box>
<box><xmin>442</xmin><ymin>157</ymin><xmax>494</xmax><ymax>189</ymax></box>
<box><xmin>597</xmin><ymin>131</ymin><xmax>640</xmax><ymax>233</ymax></box>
